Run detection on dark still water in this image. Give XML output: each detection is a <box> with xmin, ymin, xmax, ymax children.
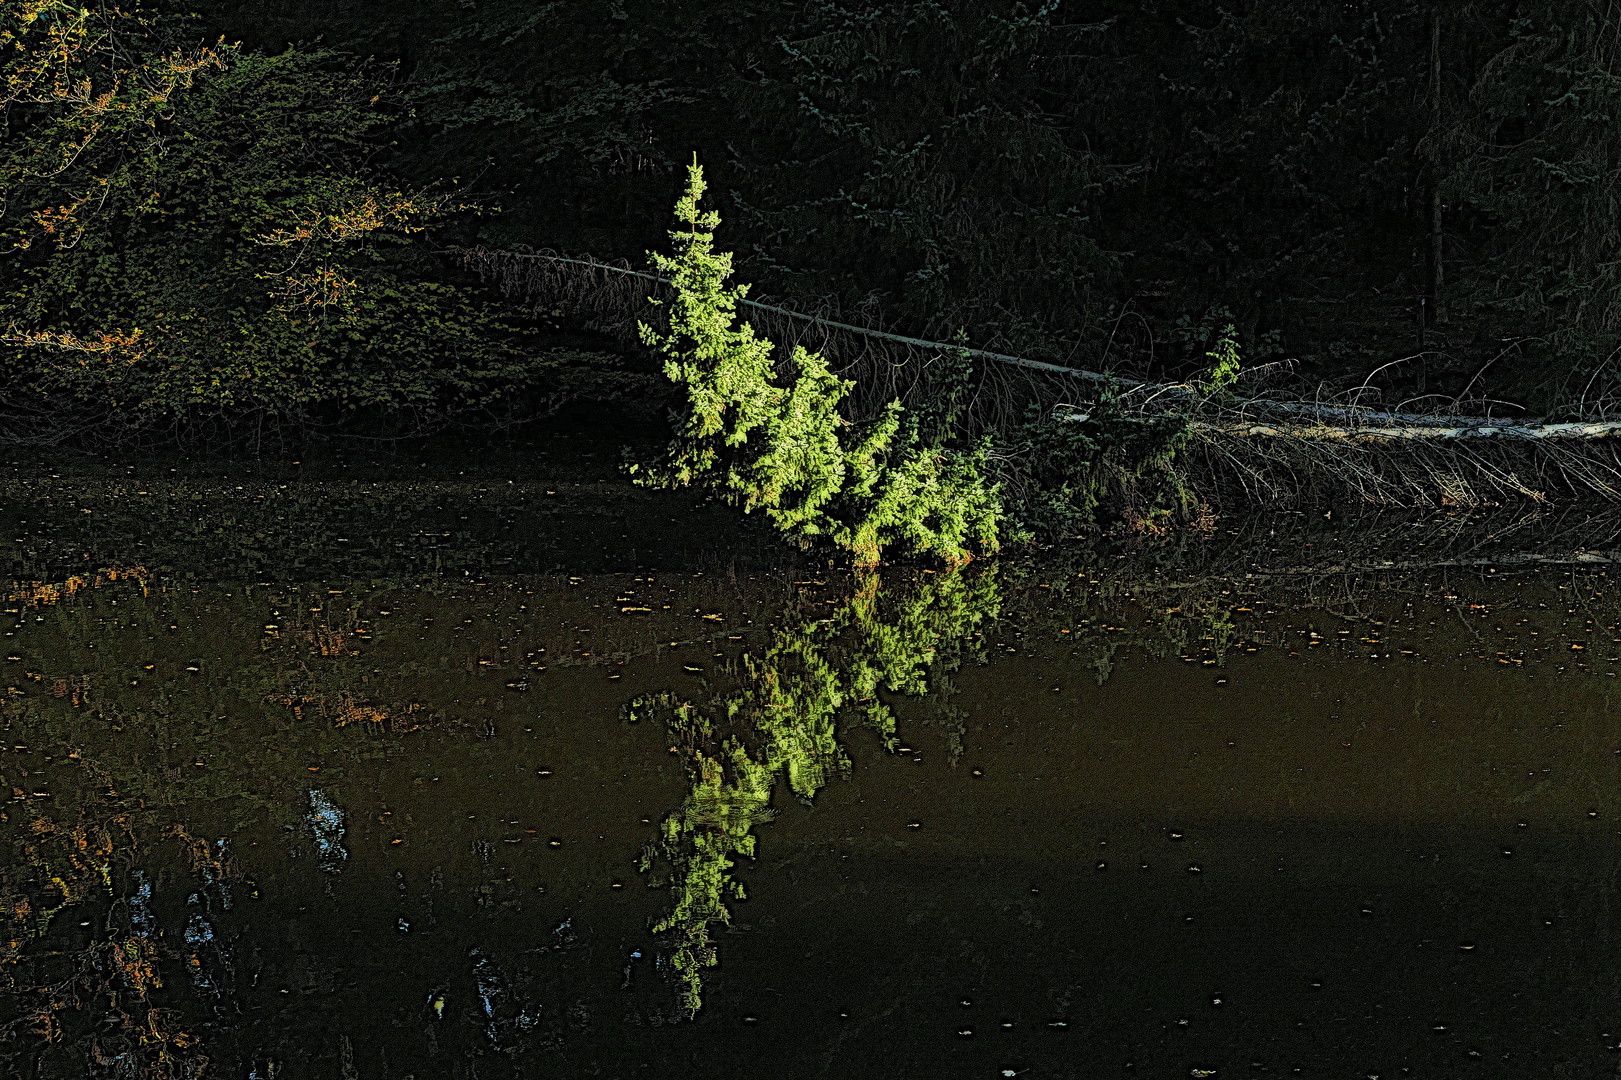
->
<box><xmin>2</xmin><ymin>553</ymin><xmax>1619</xmax><ymax>1077</ymax></box>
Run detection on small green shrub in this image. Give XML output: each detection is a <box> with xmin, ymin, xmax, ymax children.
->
<box><xmin>1199</xmin><ymin>324</ymin><xmax>1243</xmax><ymax>396</ymax></box>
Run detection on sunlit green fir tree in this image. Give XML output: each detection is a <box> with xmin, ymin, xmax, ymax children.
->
<box><xmin>633</xmin><ymin>156</ymin><xmax>1001</xmax><ymax>565</ymax></box>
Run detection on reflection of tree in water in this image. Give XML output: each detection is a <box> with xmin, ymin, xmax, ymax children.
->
<box><xmin>0</xmin><ymin>570</ymin><xmax>247</xmax><ymax>1077</ymax></box>
<box><xmin>10</xmin><ymin>519</ymin><xmax>1594</xmax><ymax>1055</ymax></box>
<box><xmin>0</xmin><ymin>565</ymin><xmax>607</xmax><ymax>1071</ymax></box>
<box><xmin>0</xmin><ymin>738</ymin><xmax>230</xmax><ymax>1079</ymax></box>
<box><xmin>625</xmin><ymin>567</ymin><xmax>1000</xmax><ymax>1017</ymax></box>
<box><xmin>0</xmin><ymin>569</ymin><xmax>332</xmax><ymax>1077</ymax></box>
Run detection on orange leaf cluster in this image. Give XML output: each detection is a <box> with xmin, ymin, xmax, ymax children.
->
<box><xmin>4</xmin><ymin>565</ymin><xmax>149</xmax><ymax>610</ymax></box>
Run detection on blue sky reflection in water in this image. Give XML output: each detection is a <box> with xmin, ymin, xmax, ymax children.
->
<box><xmin>0</xmin><ymin>557</ymin><xmax>1618</xmax><ymax>1078</ymax></box>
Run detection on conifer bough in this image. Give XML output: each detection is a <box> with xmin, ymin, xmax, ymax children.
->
<box><xmin>629</xmin><ymin>156</ymin><xmax>1000</xmax><ymax>566</ymax></box>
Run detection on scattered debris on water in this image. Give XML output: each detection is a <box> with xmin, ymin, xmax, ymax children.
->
<box><xmin>470</xmin><ymin>947</ymin><xmax>539</xmax><ymax>1050</ymax></box>
<box><xmin>307</xmin><ymin>789</ymin><xmax>348</xmax><ymax>872</ymax></box>
<box><xmin>128</xmin><ymin>870</ymin><xmax>155</xmax><ymax>936</ymax></box>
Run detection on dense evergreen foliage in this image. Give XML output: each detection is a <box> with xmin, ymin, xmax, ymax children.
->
<box><xmin>633</xmin><ymin>159</ymin><xmax>1000</xmax><ymax>564</ymax></box>
<box><xmin>163</xmin><ymin>0</ymin><xmax>1616</xmax><ymax>391</ymax></box>
<box><xmin>8</xmin><ymin>1</ymin><xmax>1621</xmax><ymax>529</ymax></box>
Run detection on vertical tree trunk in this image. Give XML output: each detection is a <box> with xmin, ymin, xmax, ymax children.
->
<box><xmin>1429</xmin><ymin>13</ymin><xmax>1447</xmax><ymax>326</ymax></box>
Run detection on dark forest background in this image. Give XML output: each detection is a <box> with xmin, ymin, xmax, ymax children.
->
<box><xmin>6</xmin><ymin>0</ymin><xmax>1621</xmax><ymax>445</ymax></box>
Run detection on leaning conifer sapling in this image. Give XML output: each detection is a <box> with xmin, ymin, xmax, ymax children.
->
<box><xmin>633</xmin><ymin>153</ymin><xmax>1002</xmax><ymax>566</ymax></box>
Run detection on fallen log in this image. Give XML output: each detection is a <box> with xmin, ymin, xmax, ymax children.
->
<box><xmin>451</xmin><ymin>245</ymin><xmax>1621</xmax><ymax>440</ymax></box>
<box><xmin>1192</xmin><ymin>420</ymin><xmax>1621</xmax><ymax>441</ymax></box>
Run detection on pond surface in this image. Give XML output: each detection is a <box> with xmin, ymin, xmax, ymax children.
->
<box><xmin>1</xmin><ymin>470</ymin><xmax>1620</xmax><ymax>1077</ymax></box>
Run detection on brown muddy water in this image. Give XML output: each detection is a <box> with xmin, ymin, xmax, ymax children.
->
<box><xmin>1</xmin><ymin>553</ymin><xmax>1619</xmax><ymax>1080</ymax></box>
